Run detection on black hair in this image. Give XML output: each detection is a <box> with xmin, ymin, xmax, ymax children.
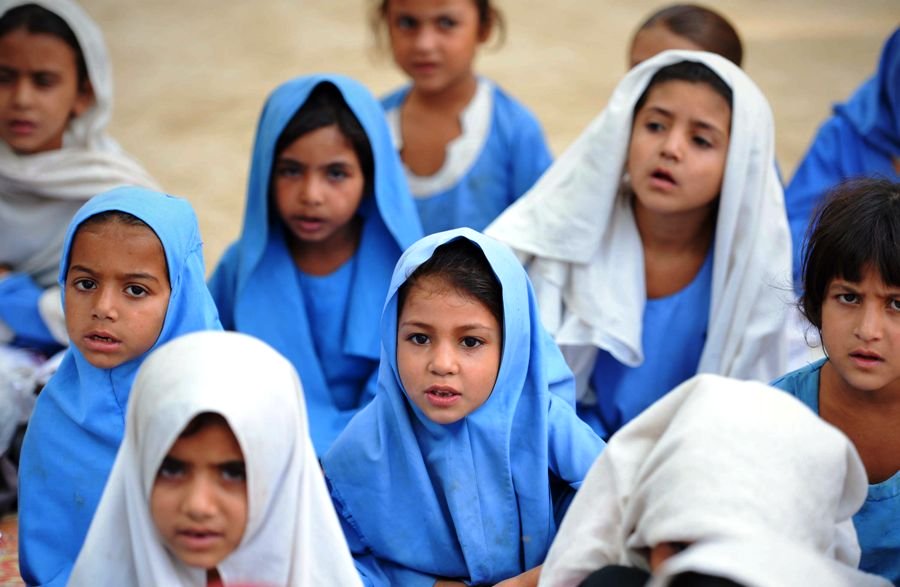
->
<box><xmin>0</xmin><ymin>3</ymin><xmax>89</xmax><ymax>89</ymax></box>
<box><xmin>634</xmin><ymin>3</ymin><xmax>743</xmax><ymax>67</ymax></box>
<box><xmin>370</xmin><ymin>0</ymin><xmax>506</xmax><ymax>51</ymax></box>
<box><xmin>71</xmin><ymin>210</ymin><xmax>170</xmax><ymax>285</ymax></box>
<box><xmin>397</xmin><ymin>238</ymin><xmax>503</xmax><ymax>328</ymax></box>
<box><xmin>274</xmin><ymin>82</ymin><xmax>374</xmax><ymax>198</ymax></box>
<box><xmin>177</xmin><ymin>412</ymin><xmax>230</xmax><ymax>439</ymax></box>
<box><xmin>800</xmin><ymin>177</ymin><xmax>900</xmax><ymax>329</ymax></box>
<box><xmin>634</xmin><ymin>60</ymin><xmax>733</xmax><ymax>115</ymax></box>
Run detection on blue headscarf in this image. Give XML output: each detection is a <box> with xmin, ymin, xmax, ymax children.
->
<box><xmin>18</xmin><ymin>186</ymin><xmax>222</xmax><ymax>587</ymax></box>
<box><xmin>786</xmin><ymin>28</ymin><xmax>899</xmax><ymax>287</ymax></box>
<box><xmin>208</xmin><ymin>74</ymin><xmax>423</xmax><ymax>454</ymax></box>
<box><xmin>323</xmin><ymin>228</ymin><xmax>605</xmax><ymax>585</ymax></box>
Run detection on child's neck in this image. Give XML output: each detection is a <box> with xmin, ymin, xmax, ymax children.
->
<box><xmin>287</xmin><ymin>216</ymin><xmax>362</xmax><ymax>276</ymax></box>
<box><xmin>634</xmin><ymin>201</ymin><xmax>715</xmax><ymax>299</ymax></box>
<box><xmin>206</xmin><ymin>568</ymin><xmax>223</xmax><ymax>587</ymax></box>
<box><xmin>399</xmin><ymin>74</ymin><xmax>479</xmax><ymax>177</ymax></box>
<box><xmin>820</xmin><ymin>360</ymin><xmax>900</xmax><ymax>484</ymax></box>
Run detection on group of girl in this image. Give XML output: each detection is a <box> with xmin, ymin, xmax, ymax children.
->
<box><xmin>0</xmin><ymin>0</ymin><xmax>897</xmax><ymax>585</ymax></box>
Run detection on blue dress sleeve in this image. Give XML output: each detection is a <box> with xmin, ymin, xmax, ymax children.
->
<box><xmin>206</xmin><ymin>244</ymin><xmax>240</xmax><ymax>331</ymax></box>
<box><xmin>509</xmin><ymin>109</ymin><xmax>552</xmax><ymax>201</ymax></box>
<box><xmin>0</xmin><ymin>272</ymin><xmax>59</xmax><ymax>350</ymax></box>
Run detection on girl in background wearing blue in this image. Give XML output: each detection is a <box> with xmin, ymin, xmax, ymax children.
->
<box><xmin>207</xmin><ymin>75</ymin><xmax>422</xmax><ymax>456</ymax></box>
<box><xmin>18</xmin><ymin>187</ymin><xmax>221</xmax><ymax>587</ymax></box>
<box><xmin>323</xmin><ymin>229</ymin><xmax>605</xmax><ymax>587</ymax></box>
<box><xmin>488</xmin><ymin>51</ymin><xmax>791</xmax><ymax>441</ymax></box>
<box><xmin>372</xmin><ymin>0</ymin><xmax>552</xmax><ymax>234</ymax></box>
<box><xmin>771</xmin><ymin>177</ymin><xmax>900</xmax><ymax>584</ymax></box>
<box><xmin>0</xmin><ymin>0</ymin><xmax>158</xmax><ymax>354</ymax></box>
<box><xmin>785</xmin><ymin>28</ymin><xmax>899</xmax><ymax>289</ymax></box>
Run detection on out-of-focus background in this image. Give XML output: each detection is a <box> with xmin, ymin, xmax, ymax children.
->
<box><xmin>67</xmin><ymin>1</ymin><xmax>900</xmax><ymax>268</ymax></box>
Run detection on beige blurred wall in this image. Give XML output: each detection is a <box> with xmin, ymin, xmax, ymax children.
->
<box><xmin>79</xmin><ymin>0</ymin><xmax>898</xmax><ymax>270</ymax></box>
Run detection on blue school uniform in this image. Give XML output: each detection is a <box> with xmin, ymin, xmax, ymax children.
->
<box><xmin>17</xmin><ymin>187</ymin><xmax>222</xmax><ymax>587</ymax></box>
<box><xmin>771</xmin><ymin>359</ymin><xmax>900</xmax><ymax>584</ymax></box>
<box><xmin>785</xmin><ymin>28</ymin><xmax>899</xmax><ymax>289</ymax></box>
<box><xmin>382</xmin><ymin>78</ymin><xmax>552</xmax><ymax>234</ymax></box>
<box><xmin>323</xmin><ymin>228</ymin><xmax>605</xmax><ymax>587</ymax></box>
<box><xmin>581</xmin><ymin>251</ymin><xmax>713</xmax><ymax>440</ymax></box>
<box><xmin>0</xmin><ymin>273</ymin><xmax>58</xmax><ymax>351</ymax></box>
<box><xmin>207</xmin><ymin>74</ymin><xmax>423</xmax><ymax>456</ymax></box>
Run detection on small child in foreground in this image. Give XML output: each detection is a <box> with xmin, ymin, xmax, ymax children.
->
<box><xmin>324</xmin><ymin>228</ymin><xmax>604</xmax><ymax>587</ymax></box>
<box><xmin>18</xmin><ymin>187</ymin><xmax>220</xmax><ymax>586</ymax></box>
<box><xmin>771</xmin><ymin>177</ymin><xmax>900</xmax><ymax>583</ymax></box>
<box><xmin>538</xmin><ymin>374</ymin><xmax>889</xmax><ymax>587</ymax></box>
<box><xmin>69</xmin><ymin>331</ymin><xmax>361</xmax><ymax>586</ymax></box>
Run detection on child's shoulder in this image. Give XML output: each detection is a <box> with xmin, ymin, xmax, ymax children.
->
<box><xmin>380</xmin><ymin>85</ymin><xmax>411</xmax><ymax>111</ymax></box>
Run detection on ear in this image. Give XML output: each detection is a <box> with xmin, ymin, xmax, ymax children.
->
<box><xmin>477</xmin><ymin>12</ymin><xmax>493</xmax><ymax>43</ymax></box>
<box><xmin>71</xmin><ymin>80</ymin><xmax>95</xmax><ymax>118</ymax></box>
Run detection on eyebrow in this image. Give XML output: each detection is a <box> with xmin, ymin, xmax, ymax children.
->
<box><xmin>399</xmin><ymin>320</ymin><xmax>495</xmax><ymax>332</ymax></box>
<box><xmin>68</xmin><ymin>264</ymin><xmax>163</xmax><ymax>283</ymax></box>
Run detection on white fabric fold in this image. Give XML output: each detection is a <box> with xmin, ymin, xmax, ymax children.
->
<box><xmin>69</xmin><ymin>331</ymin><xmax>362</xmax><ymax>587</ymax></box>
<box><xmin>538</xmin><ymin>374</ymin><xmax>887</xmax><ymax>587</ymax></box>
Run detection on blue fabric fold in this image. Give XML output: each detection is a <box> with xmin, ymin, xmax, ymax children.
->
<box><xmin>786</xmin><ymin>28</ymin><xmax>899</xmax><ymax>289</ymax></box>
<box><xmin>323</xmin><ymin>228</ymin><xmax>605</xmax><ymax>586</ymax></box>
<box><xmin>208</xmin><ymin>74</ymin><xmax>423</xmax><ymax>455</ymax></box>
<box><xmin>18</xmin><ymin>186</ymin><xmax>222</xmax><ymax>587</ymax></box>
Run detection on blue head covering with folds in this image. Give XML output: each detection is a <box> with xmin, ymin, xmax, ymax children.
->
<box><xmin>208</xmin><ymin>74</ymin><xmax>423</xmax><ymax>455</ymax></box>
<box><xmin>786</xmin><ymin>28</ymin><xmax>899</xmax><ymax>287</ymax></box>
<box><xmin>18</xmin><ymin>186</ymin><xmax>222</xmax><ymax>587</ymax></box>
<box><xmin>323</xmin><ymin>228</ymin><xmax>604</xmax><ymax>586</ymax></box>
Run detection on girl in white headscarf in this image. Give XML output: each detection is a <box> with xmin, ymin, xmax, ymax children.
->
<box><xmin>0</xmin><ymin>0</ymin><xmax>157</xmax><ymax>350</ymax></box>
<box><xmin>486</xmin><ymin>50</ymin><xmax>792</xmax><ymax>440</ymax></box>
<box><xmin>69</xmin><ymin>330</ymin><xmax>362</xmax><ymax>587</ymax></box>
<box><xmin>538</xmin><ymin>374</ymin><xmax>891</xmax><ymax>587</ymax></box>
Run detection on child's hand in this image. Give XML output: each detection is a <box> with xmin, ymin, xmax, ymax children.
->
<box><xmin>492</xmin><ymin>565</ymin><xmax>541</xmax><ymax>587</ymax></box>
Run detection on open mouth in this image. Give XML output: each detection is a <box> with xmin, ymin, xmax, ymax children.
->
<box><xmin>425</xmin><ymin>386</ymin><xmax>461</xmax><ymax>407</ymax></box>
<box><xmin>651</xmin><ymin>169</ymin><xmax>676</xmax><ymax>184</ymax></box>
<box><xmin>89</xmin><ymin>334</ymin><xmax>118</xmax><ymax>343</ymax></box>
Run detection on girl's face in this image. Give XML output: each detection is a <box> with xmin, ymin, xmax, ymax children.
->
<box><xmin>385</xmin><ymin>0</ymin><xmax>489</xmax><ymax>97</ymax></box>
<box><xmin>273</xmin><ymin>124</ymin><xmax>365</xmax><ymax>250</ymax></box>
<box><xmin>150</xmin><ymin>420</ymin><xmax>248</xmax><ymax>571</ymax></box>
<box><xmin>627</xmin><ymin>79</ymin><xmax>731</xmax><ymax>224</ymax></box>
<box><xmin>629</xmin><ymin>24</ymin><xmax>704</xmax><ymax>68</ymax></box>
<box><xmin>397</xmin><ymin>274</ymin><xmax>501</xmax><ymax>424</ymax></box>
<box><xmin>64</xmin><ymin>221</ymin><xmax>170</xmax><ymax>369</ymax></box>
<box><xmin>821</xmin><ymin>266</ymin><xmax>900</xmax><ymax>396</ymax></box>
<box><xmin>0</xmin><ymin>28</ymin><xmax>93</xmax><ymax>154</ymax></box>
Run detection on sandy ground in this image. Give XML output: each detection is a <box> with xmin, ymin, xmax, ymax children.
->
<box><xmin>79</xmin><ymin>0</ymin><xmax>898</xmax><ymax>271</ymax></box>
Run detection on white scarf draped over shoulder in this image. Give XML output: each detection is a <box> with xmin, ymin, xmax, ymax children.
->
<box><xmin>0</xmin><ymin>0</ymin><xmax>158</xmax><ymax>287</ymax></box>
<box><xmin>486</xmin><ymin>50</ymin><xmax>792</xmax><ymax>390</ymax></box>
<box><xmin>69</xmin><ymin>331</ymin><xmax>362</xmax><ymax>587</ymax></box>
<box><xmin>538</xmin><ymin>374</ymin><xmax>890</xmax><ymax>587</ymax></box>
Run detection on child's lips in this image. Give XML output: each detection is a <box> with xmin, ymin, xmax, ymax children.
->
<box><xmin>8</xmin><ymin>119</ymin><xmax>35</xmax><ymax>135</ymax></box>
<box><xmin>849</xmin><ymin>349</ymin><xmax>884</xmax><ymax>367</ymax></box>
<box><xmin>83</xmin><ymin>331</ymin><xmax>122</xmax><ymax>352</ymax></box>
<box><xmin>175</xmin><ymin>528</ymin><xmax>224</xmax><ymax>550</ymax></box>
<box><xmin>425</xmin><ymin>385</ymin><xmax>461</xmax><ymax>408</ymax></box>
<box><xmin>289</xmin><ymin>216</ymin><xmax>325</xmax><ymax>233</ymax></box>
<box><xmin>650</xmin><ymin>168</ymin><xmax>677</xmax><ymax>185</ymax></box>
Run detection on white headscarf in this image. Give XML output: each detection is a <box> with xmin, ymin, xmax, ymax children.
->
<box><xmin>538</xmin><ymin>374</ymin><xmax>889</xmax><ymax>587</ymax></box>
<box><xmin>486</xmin><ymin>50</ymin><xmax>792</xmax><ymax>393</ymax></box>
<box><xmin>69</xmin><ymin>331</ymin><xmax>362</xmax><ymax>587</ymax></box>
<box><xmin>0</xmin><ymin>0</ymin><xmax>158</xmax><ymax>287</ymax></box>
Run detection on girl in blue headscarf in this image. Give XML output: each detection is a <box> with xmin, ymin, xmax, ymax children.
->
<box><xmin>17</xmin><ymin>186</ymin><xmax>222</xmax><ymax>587</ymax></box>
<box><xmin>786</xmin><ymin>27</ymin><xmax>899</xmax><ymax>288</ymax></box>
<box><xmin>322</xmin><ymin>228</ymin><xmax>605</xmax><ymax>587</ymax></box>
<box><xmin>208</xmin><ymin>74</ymin><xmax>423</xmax><ymax>456</ymax></box>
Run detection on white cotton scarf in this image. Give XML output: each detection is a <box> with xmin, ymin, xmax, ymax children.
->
<box><xmin>0</xmin><ymin>0</ymin><xmax>158</xmax><ymax>287</ymax></box>
<box><xmin>538</xmin><ymin>374</ymin><xmax>890</xmax><ymax>587</ymax></box>
<box><xmin>486</xmin><ymin>50</ymin><xmax>792</xmax><ymax>395</ymax></box>
<box><xmin>69</xmin><ymin>331</ymin><xmax>362</xmax><ymax>587</ymax></box>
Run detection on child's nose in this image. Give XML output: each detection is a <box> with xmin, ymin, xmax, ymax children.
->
<box><xmin>12</xmin><ymin>79</ymin><xmax>35</xmax><ymax>107</ymax></box>
<box><xmin>91</xmin><ymin>287</ymin><xmax>118</xmax><ymax>320</ymax></box>
<box><xmin>183</xmin><ymin>477</ymin><xmax>217</xmax><ymax>519</ymax></box>
<box><xmin>659</xmin><ymin>132</ymin><xmax>684</xmax><ymax>161</ymax></box>
<box><xmin>298</xmin><ymin>176</ymin><xmax>325</xmax><ymax>206</ymax></box>
<box><xmin>428</xmin><ymin>342</ymin><xmax>458</xmax><ymax>375</ymax></box>
<box><xmin>413</xmin><ymin>25</ymin><xmax>439</xmax><ymax>52</ymax></box>
<box><xmin>855</xmin><ymin>303</ymin><xmax>884</xmax><ymax>341</ymax></box>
